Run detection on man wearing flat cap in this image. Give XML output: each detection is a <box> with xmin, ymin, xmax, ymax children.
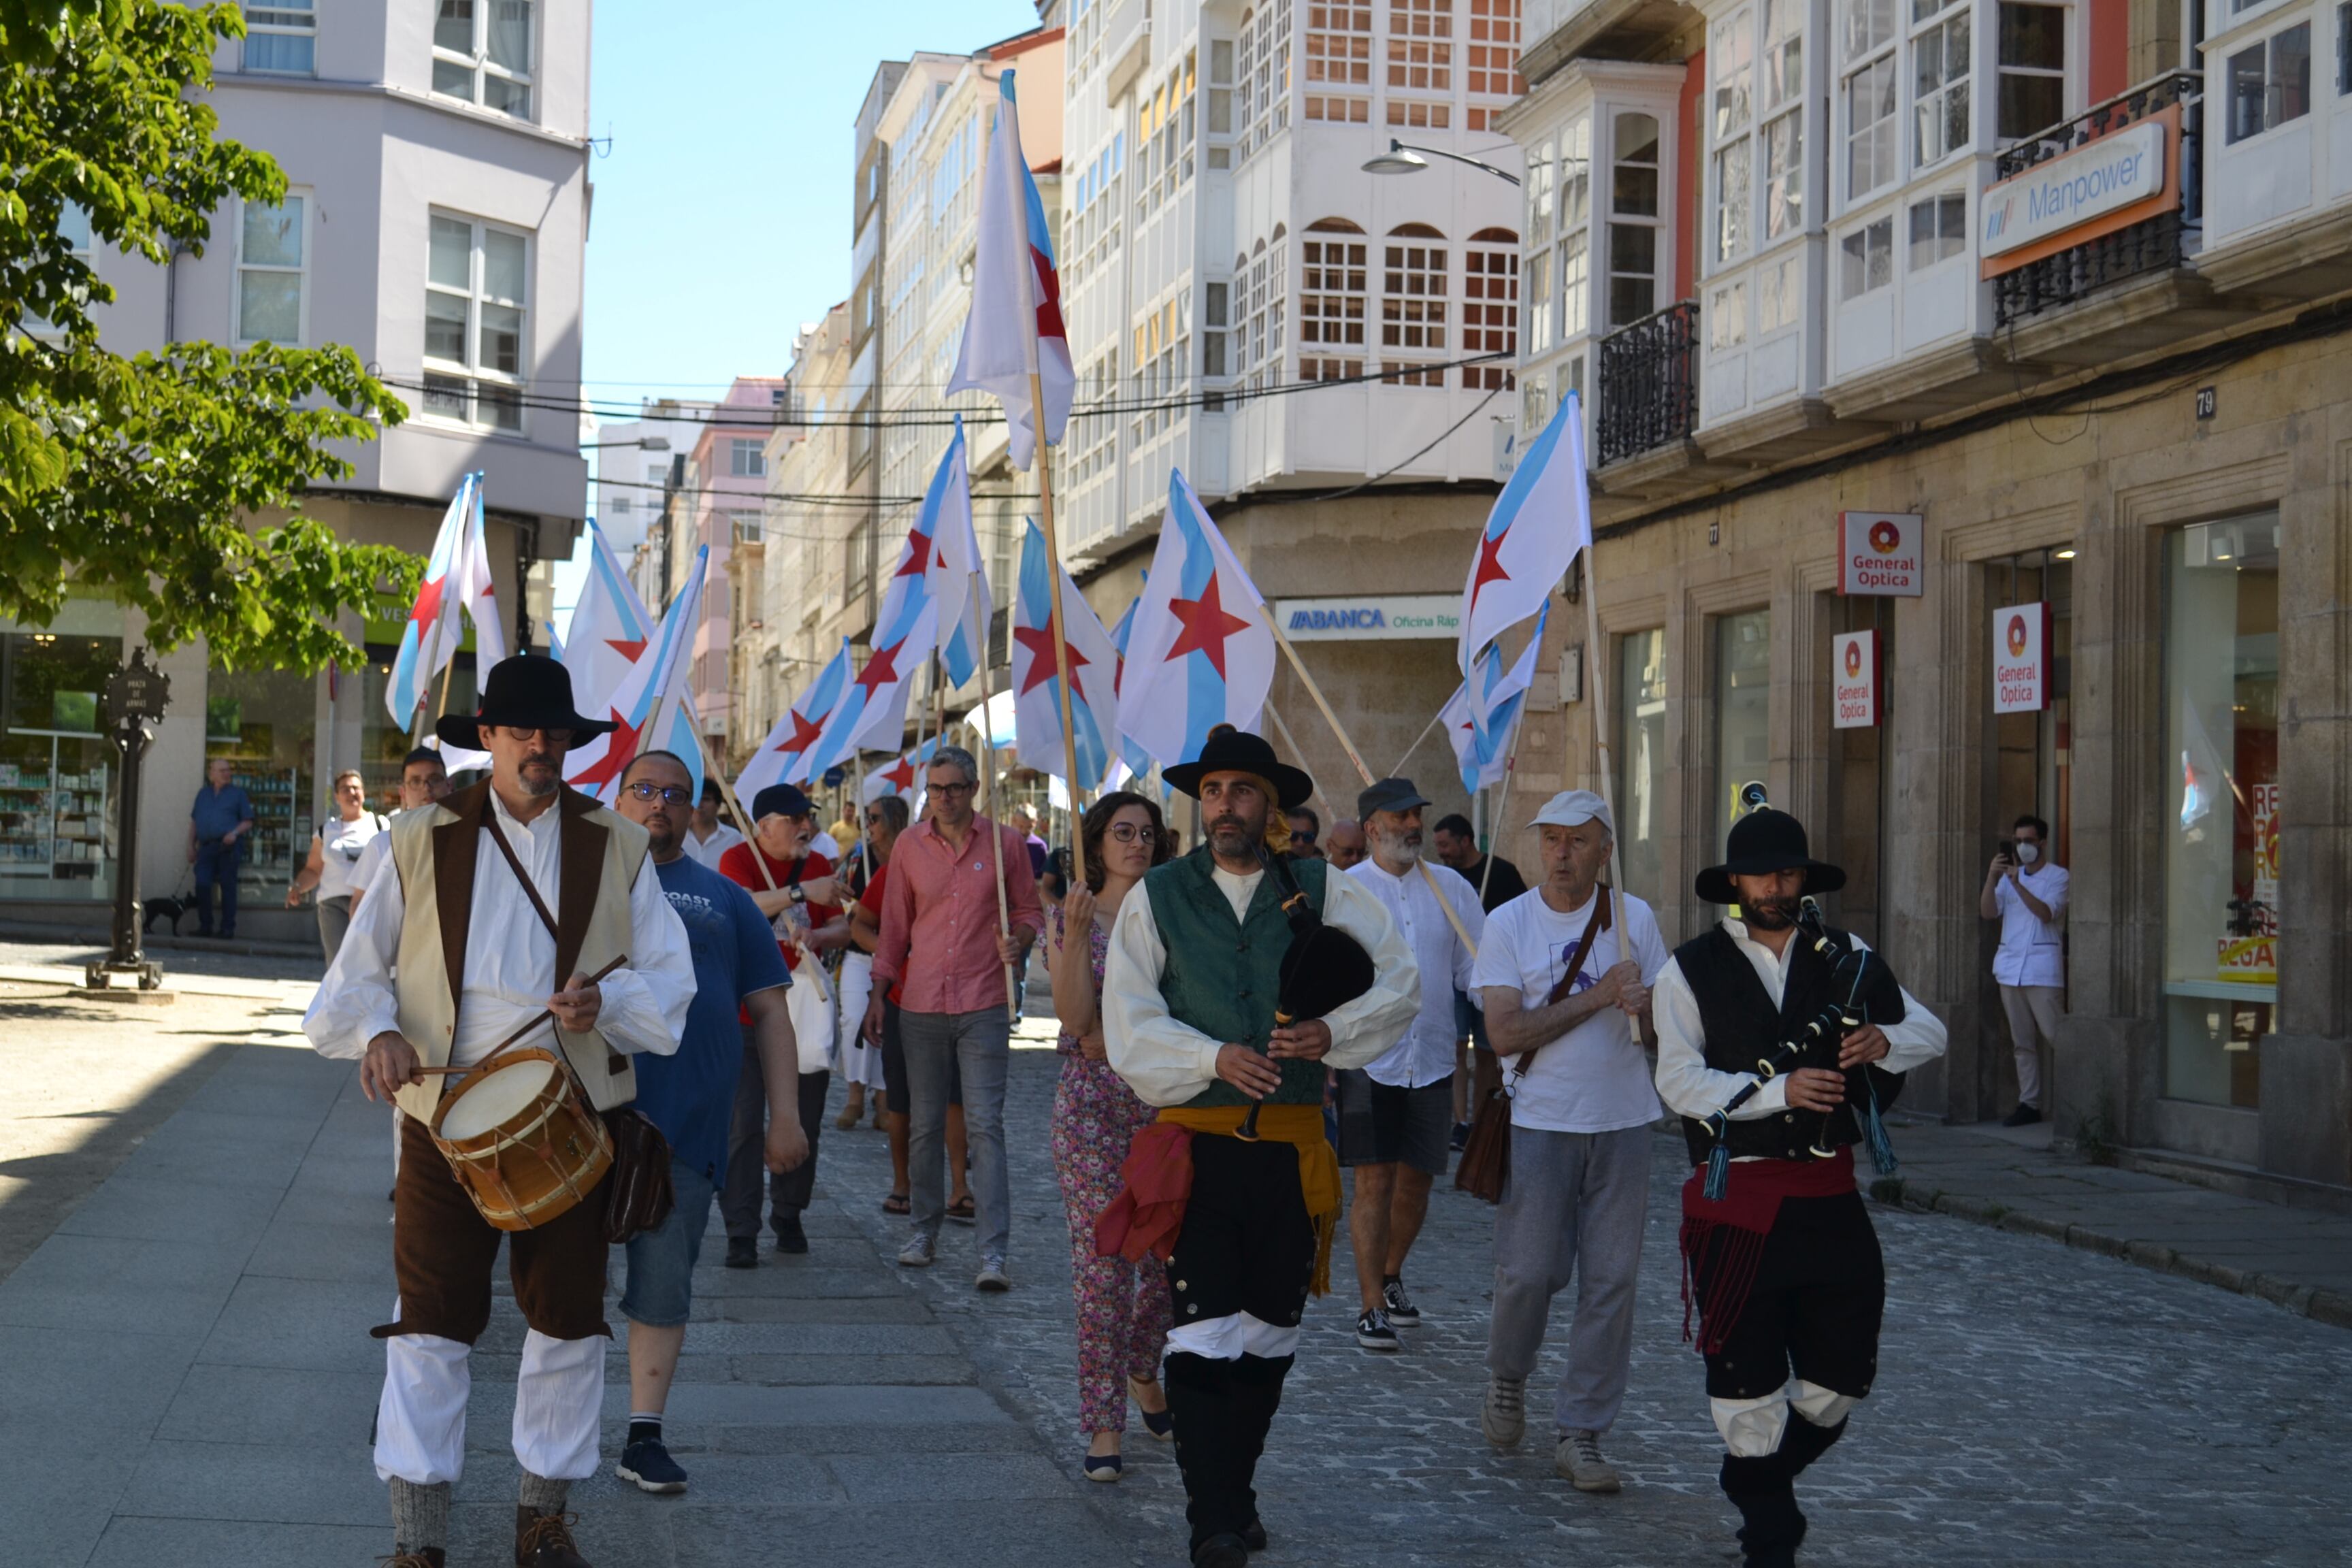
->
<box><xmin>1652</xmin><ymin>807</ymin><xmax>1944</xmax><ymax>1568</ymax></box>
<box><xmin>1099</xmin><ymin>727</ymin><xmax>1418</xmax><ymax>1568</ymax></box>
<box><xmin>1471</xmin><ymin>789</ymin><xmax>1669</xmax><ymax>1494</ymax></box>
<box><xmin>304</xmin><ymin>653</ymin><xmax>697</xmax><ymax>1568</ymax></box>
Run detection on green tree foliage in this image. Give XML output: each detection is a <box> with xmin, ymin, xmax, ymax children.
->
<box><xmin>0</xmin><ymin>0</ymin><xmax>421</xmax><ymax>672</ymax></box>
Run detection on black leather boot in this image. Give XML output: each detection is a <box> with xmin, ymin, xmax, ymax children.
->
<box><xmin>1720</xmin><ymin>1452</ymin><xmax>1807</xmax><ymax>1568</ymax></box>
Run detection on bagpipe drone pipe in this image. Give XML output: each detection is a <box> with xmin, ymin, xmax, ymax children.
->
<box><xmin>1697</xmin><ymin>895</ymin><xmax>1908</xmax><ymax>1201</ymax></box>
<box><xmin>1234</xmin><ymin>845</ymin><xmax>1376</xmax><ymax>1143</ymax></box>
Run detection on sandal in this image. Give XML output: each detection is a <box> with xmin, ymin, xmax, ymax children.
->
<box><xmin>882</xmin><ymin>1192</ymin><xmax>910</xmax><ymax>1216</ymax></box>
<box><xmin>834</xmin><ymin>1103</ymin><xmax>864</xmax><ymax>1130</ymax></box>
<box><xmin>947</xmin><ymin>1194</ymin><xmax>976</xmax><ymax>1224</ymax></box>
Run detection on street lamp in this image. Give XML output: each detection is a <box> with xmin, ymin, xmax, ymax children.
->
<box><xmin>1361</xmin><ymin>137</ymin><xmax>1521</xmax><ymax>186</ymax></box>
<box><xmin>579</xmin><ymin>435</ymin><xmax>671</xmax><ymax>451</ymax></box>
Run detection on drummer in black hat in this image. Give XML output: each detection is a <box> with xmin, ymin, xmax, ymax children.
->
<box><xmin>1649</xmin><ymin>807</ymin><xmax>1945</xmax><ymax>1568</ymax></box>
<box><xmin>304</xmin><ymin>653</ymin><xmax>699</xmax><ymax>1568</ymax></box>
<box><xmin>1098</xmin><ymin>726</ymin><xmax>1419</xmax><ymax>1568</ymax></box>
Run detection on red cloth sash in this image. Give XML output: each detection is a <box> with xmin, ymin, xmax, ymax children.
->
<box><xmin>1093</xmin><ymin>1120</ymin><xmax>1194</xmax><ymax>1264</ymax></box>
<box><xmin>1678</xmin><ymin>1148</ymin><xmax>1857</xmax><ymax>1353</ymax></box>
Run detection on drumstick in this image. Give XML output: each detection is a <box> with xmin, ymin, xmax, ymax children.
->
<box><xmin>416</xmin><ymin>953</ymin><xmax>632</xmax><ymax>1075</ymax></box>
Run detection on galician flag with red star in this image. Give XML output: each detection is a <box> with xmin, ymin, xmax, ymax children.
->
<box><xmin>798</xmin><ymin>476</ymin><xmax>945</xmax><ymax>781</ymax></box>
<box><xmin>1117</xmin><ymin>468</ymin><xmax>1275</xmax><ymax>768</ymax></box>
<box><xmin>1442</xmin><ymin>602</ymin><xmax>1548</xmax><ymax>795</ymax></box>
<box><xmin>557</xmin><ymin>518</ymin><xmax>652</xmax><ymax>724</ymax></box>
<box><xmin>1458</xmin><ymin>390</ymin><xmax>1590</xmax><ymax>675</ymax></box>
<box><xmin>563</xmin><ymin>544</ymin><xmax>709</xmax><ymax>803</ymax></box>
<box><xmin>385</xmin><ymin>471</ymin><xmax>503</xmax><ymax>727</ymax></box>
<box><xmin>1011</xmin><ymin>518</ymin><xmax>1121</xmax><ymax>791</ymax></box>
<box><xmin>738</xmin><ymin>639</ymin><xmax>855</xmax><ymax>801</ymax></box>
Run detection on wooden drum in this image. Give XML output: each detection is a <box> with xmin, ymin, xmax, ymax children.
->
<box><xmin>429</xmin><ymin>1047</ymin><xmax>612</xmax><ymax>1232</ymax></box>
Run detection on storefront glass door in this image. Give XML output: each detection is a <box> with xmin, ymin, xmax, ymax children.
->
<box><xmin>1614</xmin><ymin>627</ymin><xmax>1668</xmax><ymax>906</ymax></box>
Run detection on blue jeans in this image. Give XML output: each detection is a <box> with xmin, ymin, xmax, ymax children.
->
<box><xmin>621</xmin><ymin>1158</ymin><xmax>717</xmax><ymax>1328</ymax></box>
<box><xmin>900</xmin><ymin>1007</ymin><xmax>1011</xmax><ymax>1260</ymax></box>
<box><xmin>193</xmin><ymin>839</ymin><xmax>241</xmax><ymax>936</ymax></box>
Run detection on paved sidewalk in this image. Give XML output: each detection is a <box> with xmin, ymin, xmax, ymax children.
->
<box><xmin>1877</xmin><ymin>1117</ymin><xmax>2352</xmax><ymax>1328</ymax></box>
<box><xmin>0</xmin><ymin>1039</ymin><xmax>1137</xmax><ymax>1567</ymax></box>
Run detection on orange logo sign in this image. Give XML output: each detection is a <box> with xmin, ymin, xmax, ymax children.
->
<box><xmin>2006</xmin><ymin>614</ymin><xmax>2029</xmax><ymax>657</ymax></box>
<box><xmin>1843</xmin><ymin>641</ymin><xmax>1863</xmax><ymax>678</ymax></box>
<box><xmin>1868</xmin><ymin>519</ymin><xmax>1902</xmax><ymax>554</ymax></box>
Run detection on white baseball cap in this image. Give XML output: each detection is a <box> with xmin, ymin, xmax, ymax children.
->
<box><xmin>1528</xmin><ymin>789</ymin><xmax>1615</xmax><ymax>835</ymax></box>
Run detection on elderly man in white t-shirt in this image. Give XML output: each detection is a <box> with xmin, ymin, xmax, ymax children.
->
<box><xmin>1471</xmin><ymin>789</ymin><xmax>1667</xmax><ymax>1497</ymax></box>
<box><xmin>1979</xmin><ymin>811</ymin><xmax>2068</xmax><ymax>1127</ymax></box>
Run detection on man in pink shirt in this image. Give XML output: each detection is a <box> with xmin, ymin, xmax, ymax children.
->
<box><xmin>864</xmin><ymin>745</ymin><xmax>1043</xmax><ymax>1290</ymax></box>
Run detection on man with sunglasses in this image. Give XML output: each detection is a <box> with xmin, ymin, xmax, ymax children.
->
<box><xmin>304</xmin><ymin>654</ymin><xmax>696</xmax><ymax>1568</ymax></box>
<box><xmin>610</xmin><ymin>750</ymin><xmax>804</xmax><ymax>1494</ymax></box>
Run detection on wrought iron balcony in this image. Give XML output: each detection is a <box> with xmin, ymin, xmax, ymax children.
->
<box><xmin>1993</xmin><ymin>71</ymin><xmax>2202</xmax><ymax>328</ymax></box>
<box><xmin>1596</xmin><ymin>299</ymin><xmax>1699</xmax><ymax>467</ymax></box>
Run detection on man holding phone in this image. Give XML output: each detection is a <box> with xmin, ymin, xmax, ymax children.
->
<box><xmin>1980</xmin><ymin>813</ymin><xmax>2068</xmax><ymax>1128</ymax></box>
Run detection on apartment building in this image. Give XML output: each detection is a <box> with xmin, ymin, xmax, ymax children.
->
<box><xmin>677</xmin><ymin>378</ymin><xmax>791</xmax><ymax>751</ymax></box>
<box><xmin>590</xmin><ymin>399</ymin><xmax>713</xmax><ymax>567</ymax></box>
<box><xmin>4</xmin><ymin>0</ymin><xmax>591</xmax><ymax>943</ymax></box>
<box><xmin>1050</xmin><ymin>1</ymin><xmax>1533</xmax><ymax>817</ymax></box>
<box><xmin>1498</xmin><ymin>0</ymin><xmax>2352</xmax><ymax>1194</ymax></box>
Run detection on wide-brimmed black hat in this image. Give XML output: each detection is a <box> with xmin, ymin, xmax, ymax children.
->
<box><xmin>1162</xmin><ymin>725</ymin><xmax>1315</xmax><ymax>811</ymax></box>
<box><xmin>435</xmin><ymin>653</ymin><xmax>616</xmax><ymax>751</ymax></box>
<box><xmin>1695</xmin><ymin>808</ymin><xmax>1847</xmax><ymax>904</ymax></box>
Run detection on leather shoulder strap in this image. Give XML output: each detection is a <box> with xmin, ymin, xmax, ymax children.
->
<box><xmin>483</xmin><ymin>810</ymin><xmax>560</xmax><ymax>940</ymax></box>
<box><xmin>1512</xmin><ymin>890</ymin><xmax>1614</xmax><ymax>1081</ymax></box>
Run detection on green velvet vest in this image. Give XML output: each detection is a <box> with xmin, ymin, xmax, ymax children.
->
<box><xmin>1145</xmin><ymin>846</ymin><xmax>1330</xmax><ymax>1109</ymax></box>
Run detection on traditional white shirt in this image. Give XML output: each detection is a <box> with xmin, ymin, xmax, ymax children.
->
<box><xmin>1652</xmin><ymin>917</ymin><xmax>1945</xmax><ymax>1132</ymax></box>
<box><xmin>1103</xmin><ymin>860</ymin><xmax>1421</xmax><ymax>1108</ymax></box>
<box><xmin>1347</xmin><ymin>856</ymin><xmax>1482</xmax><ymax>1088</ymax></box>
<box><xmin>1991</xmin><ymin>862</ymin><xmax>2068</xmax><ymax>987</ymax></box>
<box><xmin>303</xmin><ymin>789</ymin><xmax>694</xmax><ymax>1068</ymax></box>
<box><xmin>681</xmin><ymin>821</ymin><xmax>745</xmax><ymax>871</ymax></box>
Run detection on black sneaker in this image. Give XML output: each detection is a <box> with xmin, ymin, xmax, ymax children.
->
<box><xmin>723</xmin><ymin>1236</ymin><xmax>758</xmax><ymax>1269</ymax></box>
<box><xmin>774</xmin><ymin>1213</ymin><xmax>808</xmax><ymax>1254</ymax></box>
<box><xmin>616</xmin><ymin>1435</ymin><xmax>688</xmax><ymax>1494</ymax></box>
<box><xmin>1381</xmin><ymin>1277</ymin><xmax>1420</xmax><ymax>1326</ymax></box>
<box><xmin>1355</xmin><ymin>1307</ymin><xmax>1400</xmax><ymax>1352</ymax></box>
<box><xmin>2002</xmin><ymin>1104</ymin><xmax>2043</xmax><ymax>1128</ymax></box>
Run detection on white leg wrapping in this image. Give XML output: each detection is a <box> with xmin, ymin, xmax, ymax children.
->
<box><xmin>1789</xmin><ymin>1379</ymin><xmax>1857</xmax><ymax>1428</ymax></box>
<box><xmin>1712</xmin><ymin>1390</ymin><xmax>1790</xmax><ymax>1458</ymax></box>
<box><xmin>376</xmin><ymin>1328</ymin><xmax>470</xmax><ymax>1486</ymax></box>
<box><xmin>512</xmin><ymin>1330</ymin><xmax>605</xmax><ymax>1482</ymax></box>
<box><xmin>1164</xmin><ymin>1311</ymin><xmax>1300</xmax><ymax>1362</ymax></box>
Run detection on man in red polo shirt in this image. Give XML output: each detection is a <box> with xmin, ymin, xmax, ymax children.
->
<box><xmin>719</xmin><ymin>783</ymin><xmax>849</xmax><ymax>1264</ymax></box>
<box><xmin>864</xmin><ymin>745</ymin><xmax>1041</xmax><ymax>1291</ymax></box>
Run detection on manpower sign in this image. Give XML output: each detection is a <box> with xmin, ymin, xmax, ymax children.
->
<box><xmin>1979</xmin><ymin>109</ymin><xmax>2180</xmax><ymax>278</ymax></box>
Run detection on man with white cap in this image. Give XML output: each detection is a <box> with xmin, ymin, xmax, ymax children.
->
<box><xmin>1470</xmin><ymin>789</ymin><xmax>1669</xmax><ymax>1494</ymax></box>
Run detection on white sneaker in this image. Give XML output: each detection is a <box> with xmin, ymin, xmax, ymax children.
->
<box><xmin>975</xmin><ymin>1256</ymin><xmax>1011</xmax><ymax>1292</ymax></box>
<box><xmin>896</xmin><ymin>1233</ymin><xmax>935</xmax><ymax>1269</ymax></box>
<box><xmin>1555</xmin><ymin>1428</ymin><xmax>1622</xmax><ymax>1493</ymax></box>
<box><xmin>1482</xmin><ymin>1374</ymin><xmax>1526</xmax><ymax>1448</ymax></box>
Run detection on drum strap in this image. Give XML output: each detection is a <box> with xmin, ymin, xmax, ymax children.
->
<box><xmin>483</xmin><ymin>811</ymin><xmax>561</xmax><ymax>944</ymax></box>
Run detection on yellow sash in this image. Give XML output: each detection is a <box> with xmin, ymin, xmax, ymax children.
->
<box><xmin>1158</xmin><ymin>1102</ymin><xmax>1341</xmax><ymax>1296</ymax></box>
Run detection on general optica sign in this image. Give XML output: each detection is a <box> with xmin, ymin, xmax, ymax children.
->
<box><xmin>1992</xmin><ymin>601</ymin><xmax>2053</xmax><ymax>714</ymax></box>
<box><xmin>1832</xmin><ymin>630</ymin><xmax>1881</xmax><ymax>729</ymax></box>
<box><xmin>1978</xmin><ymin>109</ymin><xmax>2180</xmax><ymax>279</ymax></box>
<box><xmin>1837</xmin><ymin>512</ymin><xmax>1925</xmax><ymax>597</ymax></box>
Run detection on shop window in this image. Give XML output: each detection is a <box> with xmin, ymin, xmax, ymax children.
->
<box><xmin>2226</xmin><ymin>22</ymin><xmax>2312</xmax><ymax>144</ymax></box>
<box><xmin>1616</xmin><ymin>627</ymin><xmax>1668</xmax><ymax>906</ymax></box>
<box><xmin>1712</xmin><ymin>608</ymin><xmax>1772</xmax><ymax>867</ymax></box>
<box><xmin>1996</xmin><ymin>2</ymin><xmax>2068</xmax><ymax>137</ymax></box>
<box><xmin>0</xmin><ymin>623</ymin><xmax>125</xmax><ymax>901</ymax></box>
<box><xmin>2162</xmin><ymin>512</ymin><xmax>2278</xmax><ymax>1110</ymax></box>
<box><xmin>204</xmin><ymin>662</ymin><xmax>323</xmax><ymax>904</ymax></box>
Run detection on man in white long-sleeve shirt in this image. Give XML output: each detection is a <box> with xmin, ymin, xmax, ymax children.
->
<box><xmin>1652</xmin><ymin>808</ymin><xmax>1944</xmax><ymax>1568</ymax></box>
<box><xmin>304</xmin><ymin>655</ymin><xmax>695</xmax><ymax>1568</ymax></box>
<box><xmin>1336</xmin><ymin>774</ymin><xmax>1482</xmax><ymax>1350</ymax></box>
<box><xmin>1100</xmin><ymin>728</ymin><xmax>1417</xmax><ymax>1568</ymax></box>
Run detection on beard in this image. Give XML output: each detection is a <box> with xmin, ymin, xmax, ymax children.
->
<box><xmin>1373</xmin><ymin>826</ymin><xmax>1422</xmax><ymax>863</ymax></box>
<box><xmin>641</xmin><ymin>813</ymin><xmax>680</xmax><ymax>855</ymax></box>
<box><xmin>1207</xmin><ymin>812</ymin><xmax>1260</xmax><ymax>858</ymax></box>
<box><xmin>517</xmin><ymin>752</ymin><xmax>561</xmax><ymax>797</ymax></box>
<box><xmin>1743</xmin><ymin>894</ymin><xmax>1800</xmax><ymax>930</ymax></box>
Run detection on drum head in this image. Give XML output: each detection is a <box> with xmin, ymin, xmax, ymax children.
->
<box><xmin>439</xmin><ymin>1057</ymin><xmax>556</xmax><ymax>1141</ymax></box>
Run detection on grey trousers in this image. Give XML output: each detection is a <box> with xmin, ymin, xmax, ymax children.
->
<box><xmin>316</xmin><ymin>895</ymin><xmax>353</xmax><ymax>964</ymax></box>
<box><xmin>722</xmin><ymin>1030</ymin><xmax>827</xmax><ymax>1238</ymax></box>
<box><xmin>1486</xmin><ymin>1123</ymin><xmax>1651</xmax><ymax>1435</ymax></box>
<box><xmin>900</xmin><ymin>1007</ymin><xmax>1012</xmax><ymax>1260</ymax></box>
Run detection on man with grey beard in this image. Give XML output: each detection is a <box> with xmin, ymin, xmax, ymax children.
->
<box><xmin>1337</xmin><ymin>777</ymin><xmax>1484</xmax><ymax>1350</ymax></box>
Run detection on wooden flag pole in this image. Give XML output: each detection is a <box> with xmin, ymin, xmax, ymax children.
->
<box><xmin>975</xmin><ymin>647</ymin><xmax>1019</xmax><ymax>1019</ymax></box>
<box><xmin>1028</xmin><ymin>370</ymin><xmax>1088</xmax><ymax>892</ymax></box>
<box><xmin>1577</xmin><ymin>559</ymin><xmax>1631</xmax><ymax>943</ymax></box>
<box><xmin>683</xmin><ymin>725</ymin><xmax>834</xmax><ymax>1007</ymax></box>
<box><xmin>1390</xmin><ymin>710</ymin><xmax>1444</xmax><ymax>779</ymax></box>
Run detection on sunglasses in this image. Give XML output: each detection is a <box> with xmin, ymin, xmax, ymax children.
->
<box><xmin>626</xmin><ymin>781</ymin><xmax>693</xmax><ymax>806</ymax></box>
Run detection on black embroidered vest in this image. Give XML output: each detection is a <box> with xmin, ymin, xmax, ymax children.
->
<box><xmin>1673</xmin><ymin>924</ymin><xmax>1906</xmax><ymax>1165</ymax></box>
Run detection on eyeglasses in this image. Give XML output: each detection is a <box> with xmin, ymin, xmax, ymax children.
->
<box><xmin>930</xmin><ymin>781</ymin><xmax>975</xmax><ymax>797</ymax></box>
<box><xmin>1104</xmin><ymin>823</ymin><xmax>1153</xmax><ymax>845</ymax></box>
<box><xmin>626</xmin><ymin>781</ymin><xmax>693</xmax><ymax>806</ymax></box>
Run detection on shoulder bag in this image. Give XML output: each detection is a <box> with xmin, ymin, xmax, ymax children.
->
<box><xmin>1454</xmin><ymin>889</ymin><xmax>1612</xmax><ymax>1205</ymax></box>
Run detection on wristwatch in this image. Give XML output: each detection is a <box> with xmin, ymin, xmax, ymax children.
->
<box><xmin>788</xmin><ymin>884</ymin><xmax>806</xmax><ymax>905</ymax></box>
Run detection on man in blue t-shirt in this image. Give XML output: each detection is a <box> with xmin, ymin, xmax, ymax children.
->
<box><xmin>610</xmin><ymin>749</ymin><xmax>801</xmax><ymax>1497</ymax></box>
<box><xmin>187</xmin><ymin>757</ymin><xmax>256</xmax><ymax>939</ymax></box>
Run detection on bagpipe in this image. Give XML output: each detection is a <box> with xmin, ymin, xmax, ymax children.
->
<box><xmin>1697</xmin><ymin>894</ymin><xmax>1906</xmax><ymax>1202</ymax></box>
<box><xmin>1234</xmin><ymin>843</ymin><xmax>1376</xmax><ymax>1142</ymax></box>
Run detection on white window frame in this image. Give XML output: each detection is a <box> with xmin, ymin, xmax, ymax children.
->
<box><xmin>1906</xmin><ymin>188</ymin><xmax>1969</xmax><ymax>270</ymax></box>
<box><xmin>1558</xmin><ymin>115</ymin><xmax>1593</xmax><ymax>340</ymax></box>
<box><xmin>1379</xmin><ymin>229</ymin><xmax>1450</xmax><ymax>385</ymax></box>
<box><xmin>1995</xmin><ymin>0</ymin><xmax>2072</xmax><ymax>139</ymax></box>
<box><xmin>241</xmin><ymin>0</ymin><xmax>316</xmax><ymax>75</ymax></box>
<box><xmin>233</xmin><ymin>190</ymin><xmax>311</xmax><ymax>346</ymax></box>
<box><xmin>1760</xmin><ymin>0</ymin><xmax>1806</xmax><ymax>240</ymax></box>
<box><xmin>1910</xmin><ymin>0</ymin><xmax>1974</xmax><ymax>171</ymax></box>
<box><xmin>1607</xmin><ymin>110</ymin><xmax>1665</xmax><ymax>329</ymax></box>
<box><xmin>431</xmin><ymin>0</ymin><xmax>535</xmax><ymax>120</ymax></box>
<box><xmin>730</xmin><ymin>438</ymin><xmax>766</xmax><ymax>478</ymax></box>
<box><xmin>1838</xmin><ymin>212</ymin><xmax>1895</xmax><ymax>298</ymax></box>
<box><xmin>1842</xmin><ymin>0</ymin><xmax>1900</xmax><ymax>203</ymax></box>
<box><xmin>422</xmin><ymin>210</ymin><xmax>531</xmax><ymax>434</ymax></box>
<box><xmin>2223</xmin><ymin>16</ymin><xmax>2312</xmax><ymax>143</ymax></box>
<box><xmin>1711</xmin><ymin>8</ymin><xmax>1757</xmax><ymax>267</ymax></box>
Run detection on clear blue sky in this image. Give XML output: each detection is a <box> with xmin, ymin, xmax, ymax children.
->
<box><xmin>580</xmin><ymin>0</ymin><xmax>1045</xmax><ymax>406</ymax></box>
<box><xmin>555</xmin><ymin>1</ymin><xmax>1041</xmax><ymax>620</ymax></box>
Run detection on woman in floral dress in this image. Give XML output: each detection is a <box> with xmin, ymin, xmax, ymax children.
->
<box><xmin>1047</xmin><ymin>789</ymin><xmax>1177</xmax><ymax>1480</ymax></box>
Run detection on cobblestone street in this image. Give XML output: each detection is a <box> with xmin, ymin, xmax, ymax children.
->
<box><xmin>828</xmin><ymin>1030</ymin><xmax>2352</xmax><ymax>1567</ymax></box>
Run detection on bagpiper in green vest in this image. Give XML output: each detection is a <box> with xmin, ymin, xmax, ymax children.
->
<box><xmin>1143</xmin><ymin>845</ymin><xmax>1330</xmax><ymax>1109</ymax></box>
